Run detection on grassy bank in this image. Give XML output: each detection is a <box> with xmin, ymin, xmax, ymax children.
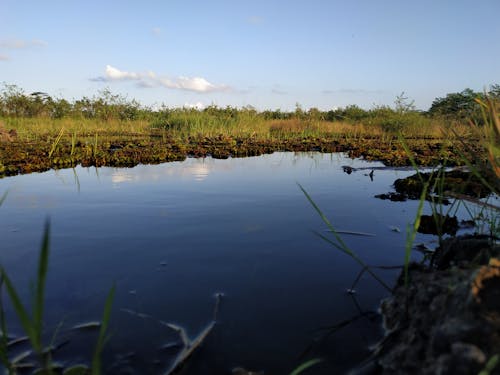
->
<box><xmin>0</xmin><ymin>85</ymin><xmax>497</xmax><ymax>177</ymax></box>
<box><xmin>0</xmin><ymin>112</ymin><xmax>486</xmax><ymax>178</ymax></box>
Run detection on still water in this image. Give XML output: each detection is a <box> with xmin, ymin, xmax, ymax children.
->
<box><xmin>0</xmin><ymin>152</ymin><xmax>449</xmax><ymax>374</ymax></box>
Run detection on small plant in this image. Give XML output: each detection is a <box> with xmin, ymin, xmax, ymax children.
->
<box><xmin>298</xmin><ymin>184</ymin><xmax>392</xmax><ymax>292</ymax></box>
<box><xmin>0</xmin><ymin>218</ymin><xmax>115</xmax><ymax>374</ymax></box>
<box><xmin>48</xmin><ymin>127</ymin><xmax>64</xmax><ymax>158</ymax></box>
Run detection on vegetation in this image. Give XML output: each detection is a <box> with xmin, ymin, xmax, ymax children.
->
<box><xmin>0</xmin><ymin>85</ymin><xmax>499</xmax><ymax>373</ymax></box>
<box><xmin>2</xmin><ymin>84</ymin><xmax>498</xmax><ymax>178</ymax></box>
<box><xmin>300</xmin><ymin>96</ymin><xmax>500</xmax><ymax>374</ymax></box>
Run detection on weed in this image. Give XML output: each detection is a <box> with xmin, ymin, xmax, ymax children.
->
<box><xmin>0</xmin><ymin>218</ymin><xmax>114</xmax><ymax>374</ymax></box>
<box><xmin>298</xmin><ymin>183</ymin><xmax>392</xmax><ymax>292</ymax></box>
<box><xmin>48</xmin><ymin>127</ymin><xmax>64</xmax><ymax>158</ymax></box>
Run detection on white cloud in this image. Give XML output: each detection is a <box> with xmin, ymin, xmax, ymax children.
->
<box><xmin>152</xmin><ymin>27</ymin><xmax>162</xmax><ymax>36</ymax></box>
<box><xmin>0</xmin><ymin>39</ymin><xmax>47</xmax><ymax>49</ymax></box>
<box><xmin>184</xmin><ymin>102</ymin><xmax>205</xmax><ymax>110</ymax></box>
<box><xmin>0</xmin><ymin>54</ymin><xmax>9</xmax><ymax>61</ymax></box>
<box><xmin>92</xmin><ymin>65</ymin><xmax>230</xmax><ymax>93</ymax></box>
<box><xmin>175</xmin><ymin>76</ymin><xmax>219</xmax><ymax>92</ymax></box>
<box><xmin>105</xmin><ymin>65</ymin><xmax>140</xmax><ymax>80</ymax></box>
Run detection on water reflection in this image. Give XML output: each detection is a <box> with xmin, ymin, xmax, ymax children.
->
<box><xmin>0</xmin><ymin>152</ymin><xmax>469</xmax><ymax>374</ymax></box>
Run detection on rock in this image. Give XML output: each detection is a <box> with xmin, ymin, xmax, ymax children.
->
<box><xmin>432</xmin><ymin>235</ymin><xmax>500</xmax><ymax>270</ymax></box>
<box><xmin>418</xmin><ymin>214</ymin><xmax>458</xmax><ymax>235</ymax></box>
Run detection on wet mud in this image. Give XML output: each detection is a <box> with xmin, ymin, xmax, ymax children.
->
<box><xmin>0</xmin><ymin>133</ymin><xmax>483</xmax><ymax>178</ymax></box>
<box><xmin>368</xmin><ymin>237</ymin><xmax>500</xmax><ymax>375</ymax></box>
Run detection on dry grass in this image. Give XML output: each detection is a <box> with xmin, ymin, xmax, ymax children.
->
<box><xmin>0</xmin><ymin>115</ymin><xmax>480</xmax><ymax>145</ymax></box>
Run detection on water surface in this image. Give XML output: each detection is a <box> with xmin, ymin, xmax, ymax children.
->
<box><xmin>0</xmin><ymin>152</ymin><xmax>451</xmax><ymax>374</ymax></box>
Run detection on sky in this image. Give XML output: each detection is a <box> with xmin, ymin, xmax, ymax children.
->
<box><xmin>0</xmin><ymin>0</ymin><xmax>499</xmax><ymax>111</ymax></box>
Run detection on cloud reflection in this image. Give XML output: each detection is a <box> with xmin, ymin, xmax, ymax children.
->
<box><xmin>109</xmin><ymin>158</ymin><xmax>219</xmax><ymax>186</ymax></box>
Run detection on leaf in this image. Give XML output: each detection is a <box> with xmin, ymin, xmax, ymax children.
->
<box><xmin>0</xmin><ymin>191</ymin><xmax>7</xmax><ymax>207</ymax></box>
<box><xmin>289</xmin><ymin>358</ymin><xmax>323</xmax><ymax>375</ymax></box>
<box><xmin>63</xmin><ymin>365</ymin><xmax>91</xmax><ymax>375</ymax></box>
<box><xmin>299</xmin><ymin>184</ymin><xmax>392</xmax><ymax>292</ymax></box>
<box><xmin>91</xmin><ymin>284</ymin><xmax>115</xmax><ymax>375</ymax></box>
<box><xmin>1</xmin><ymin>270</ymin><xmax>36</xmax><ymax>349</ymax></box>
<box><xmin>164</xmin><ymin>323</ymin><xmax>190</xmax><ymax>348</ymax></box>
<box><xmin>33</xmin><ymin>219</ymin><xmax>51</xmax><ymax>351</ymax></box>
<box><xmin>71</xmin><ymin>322</ymin><xmax>101</xmax><ymax>331</ymax></box>
<box><xmin>164</xmin><ymin>321</ymin><xmax>216</xmax><ymax>375</ymax></box>
<box><xmin>404</xmin><ymin>180</ymin><xmax>429</xmax><ymax>288</ymax></box>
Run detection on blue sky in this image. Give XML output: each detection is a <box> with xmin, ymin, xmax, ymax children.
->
<box><xmin>1</xmin><ymin>0</ymin><xmax>499</xmax><ymax>111</ymax></box>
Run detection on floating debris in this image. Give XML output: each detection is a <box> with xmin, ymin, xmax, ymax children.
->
<box><xmin>120</xmin><ymin>308</ymin><xmax>151</xmax><ymax>319</ymax></box>
<box><xmin>389</xmin><ymin>226</ymin><xmax>401</xmax><ymax>233</ymax></box>
<box><xmin>11</xmin><ymin>350</ymin><xmax>32</xmax><ymax>365</ymax></box>
<box><xmin>163</xmin><ymin>293</ymin><xmax>223</xmax><ymax>375</ymax></box>
<box><xmin>71</xmin><ymin>321</ymin><xmax>101</xmax><ymax>331</ymax></box>
<box><xmin>7</xmin><ymin>335</ymin><xmax>29</xmax><ymax>348</ymax></box>
<box><xmin>328</xmin><ymin>229</ymin><xmax>376</xmax><ymax>237</ymax></box>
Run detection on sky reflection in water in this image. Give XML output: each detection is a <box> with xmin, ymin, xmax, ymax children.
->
<box><xmin>0</xmin><ymin>152</ymin><xmax>454</xmax><ymax>374</ymax></box>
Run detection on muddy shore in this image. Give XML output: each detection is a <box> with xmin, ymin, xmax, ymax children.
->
<box><xmin>0</xmin><ymin>133</ymin><xmax>483</xmax><ymax>178</ymax></box>
<box><xmin>365</xmin><ymin>235</ymin><xmax>500</xmax><ymax>375</ymax></box>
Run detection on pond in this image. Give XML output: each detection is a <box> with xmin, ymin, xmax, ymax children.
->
<box><xmin>0</xmin><ymin>152</ymin><xmax>466</xmax><ymax>374</ymax></box>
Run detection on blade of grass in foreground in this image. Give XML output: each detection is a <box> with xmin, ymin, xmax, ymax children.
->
<box><xmin>33</xmin><ymin>220</ymin><xmax>51</xmax><ymax>352</ymax></box>
<box><xmin>0</xmin><ymin>269</ymin><xmax>37</xmax><ymax>351</ymax></box>
<box><xmin>289</xmin><ymin>358</ymin><xmax>323</xmax><ymax>375</ymax></box>
<box><xmin>0</xmin><ymin>220</ymin><xmax>51</xmax><ymax>355</ymax></box>
<box><xmin>404</xmin><ymin>180</ymin><xmax>429</xmax><ymax>288</ymax></box>
<box><xmin>0</xmin><ymin>191</ymin><xmax>7</xmax><ymax>207</ymax></box>
<box><xmin>0</xmin><ymin>277</ymin><xmax>13</xmax><ymax>372</ymax></box>
<box><xmin>479</xmin><ymin>354</ymin><xmax>499</xmax><ymax>375</ymax></box>
<box><xmin>298</xmin><ymin>183</ymin><xmax>392</xmax><ymax>292</ymax></box>
<box><xmin>91</xmin><ymin>284</ymin><xmax>115</xmax><ymax>375</ymax></box>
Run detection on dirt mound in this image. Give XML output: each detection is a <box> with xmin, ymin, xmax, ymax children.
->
<box><xmin>370</xmin><ymin>236</ymin><xmax>500</xmax><ymax>374</ymax></box>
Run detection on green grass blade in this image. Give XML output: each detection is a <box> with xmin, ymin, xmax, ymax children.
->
<box><xmin>48</xmin><ymin>127</ymin><xmax>64</xmax><ymax>158</ymax></box>
<box><xmin>404</xmin><ymin>181</ymin><xmax>429</xmax><ymax>287</ymax></box>
<box><xmin>91</xmin><ymin>284</ymin><xmax>115</xmax><ymax>375</ymax></box>
<box><xmin>0</xmin><ymin>269</ymin><xmax>36</xmax><ymax>350</ymax></box>
<box><xmin>289</xmin><ymin>358</ymin><xmax>323</xmax><ymax>375</ymax></box>
<box><xmin>479</xmin><ymin>354</ymin><xmax>499</xmax><ymax>375</ymax></box>
<box><xmin>0</xmin><ymin>191</ymin><xmax>7</xmax><ymax>207</ymax></box>
<box><xmin>33</xmin><ymin>219</ymin><xmax>51</xmax><ymax>351</ymax></box>
<box><xmin>300</xmin><ymin>184</ymin><xmax>392</xmax><ymax>292</ymax></box>
<box><xmin>298</xmin><ymin>183</ymin><xmax>351</xmax><ymax>254</ymax></box>
<box><xmin>398</xmin><ymin>134</ymin><xmax>424</xmax><ymax>182</ymax></box>
<box><xmin>0</xmin><ymin>277</ymin><xmax>13</xmax><ymax>372</ymax></box>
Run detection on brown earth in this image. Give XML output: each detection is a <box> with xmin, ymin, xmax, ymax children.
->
<box><xmin>364</xmin><ymin>236</ymin><xmax>500</xmax><ymax>375</ymax></box>
<box><xmin>0</xmin><ymin>134</ymin><xmax>484</xmax><ymax>178</ymax></box>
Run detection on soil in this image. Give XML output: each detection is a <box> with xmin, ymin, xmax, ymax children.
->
<box><xmin>364</xmin><ymin>236</ymin><xmax>500</xmax><ymax>375</ymax></box>
<box><xmin>0</xmin><ymin>134</ymin><xmax>485</xmax><ymax>178</ymax></box>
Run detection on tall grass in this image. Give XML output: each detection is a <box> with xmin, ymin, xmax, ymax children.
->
<box><xmin>2</xmin><ymin>111</ymin><xmax>474</xmax><ymax>144</ymax></box>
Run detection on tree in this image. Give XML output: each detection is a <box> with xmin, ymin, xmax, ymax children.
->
<box><xmin>428</xmin><ymin>88</ymin><xmax>482</xmax><ymax>121</ymax></box>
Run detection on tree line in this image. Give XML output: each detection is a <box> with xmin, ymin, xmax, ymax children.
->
<box><xmin>0</xmin><ymin>83</ymin><xmax>498</xmax><ymax>127</ymax></box>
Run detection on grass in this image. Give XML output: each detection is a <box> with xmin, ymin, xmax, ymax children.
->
<box><xmin>2</xmin><ymin>113</ymin><xmax>473</xmax><ymax>144</ymax></box>
<box><xmin>0</xmin><ymin>219</ymin><xmax>115</xmax><ymax>374</ymax></box>
<box><xmin>298</xmin><ymin>183</ymin><xmax>393</xmax><ymax>293</ymax></box>
<box><xmin>0</xmin><ymin>94</ymin><xmax>498</xmax><ymax>372</ymax></box>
